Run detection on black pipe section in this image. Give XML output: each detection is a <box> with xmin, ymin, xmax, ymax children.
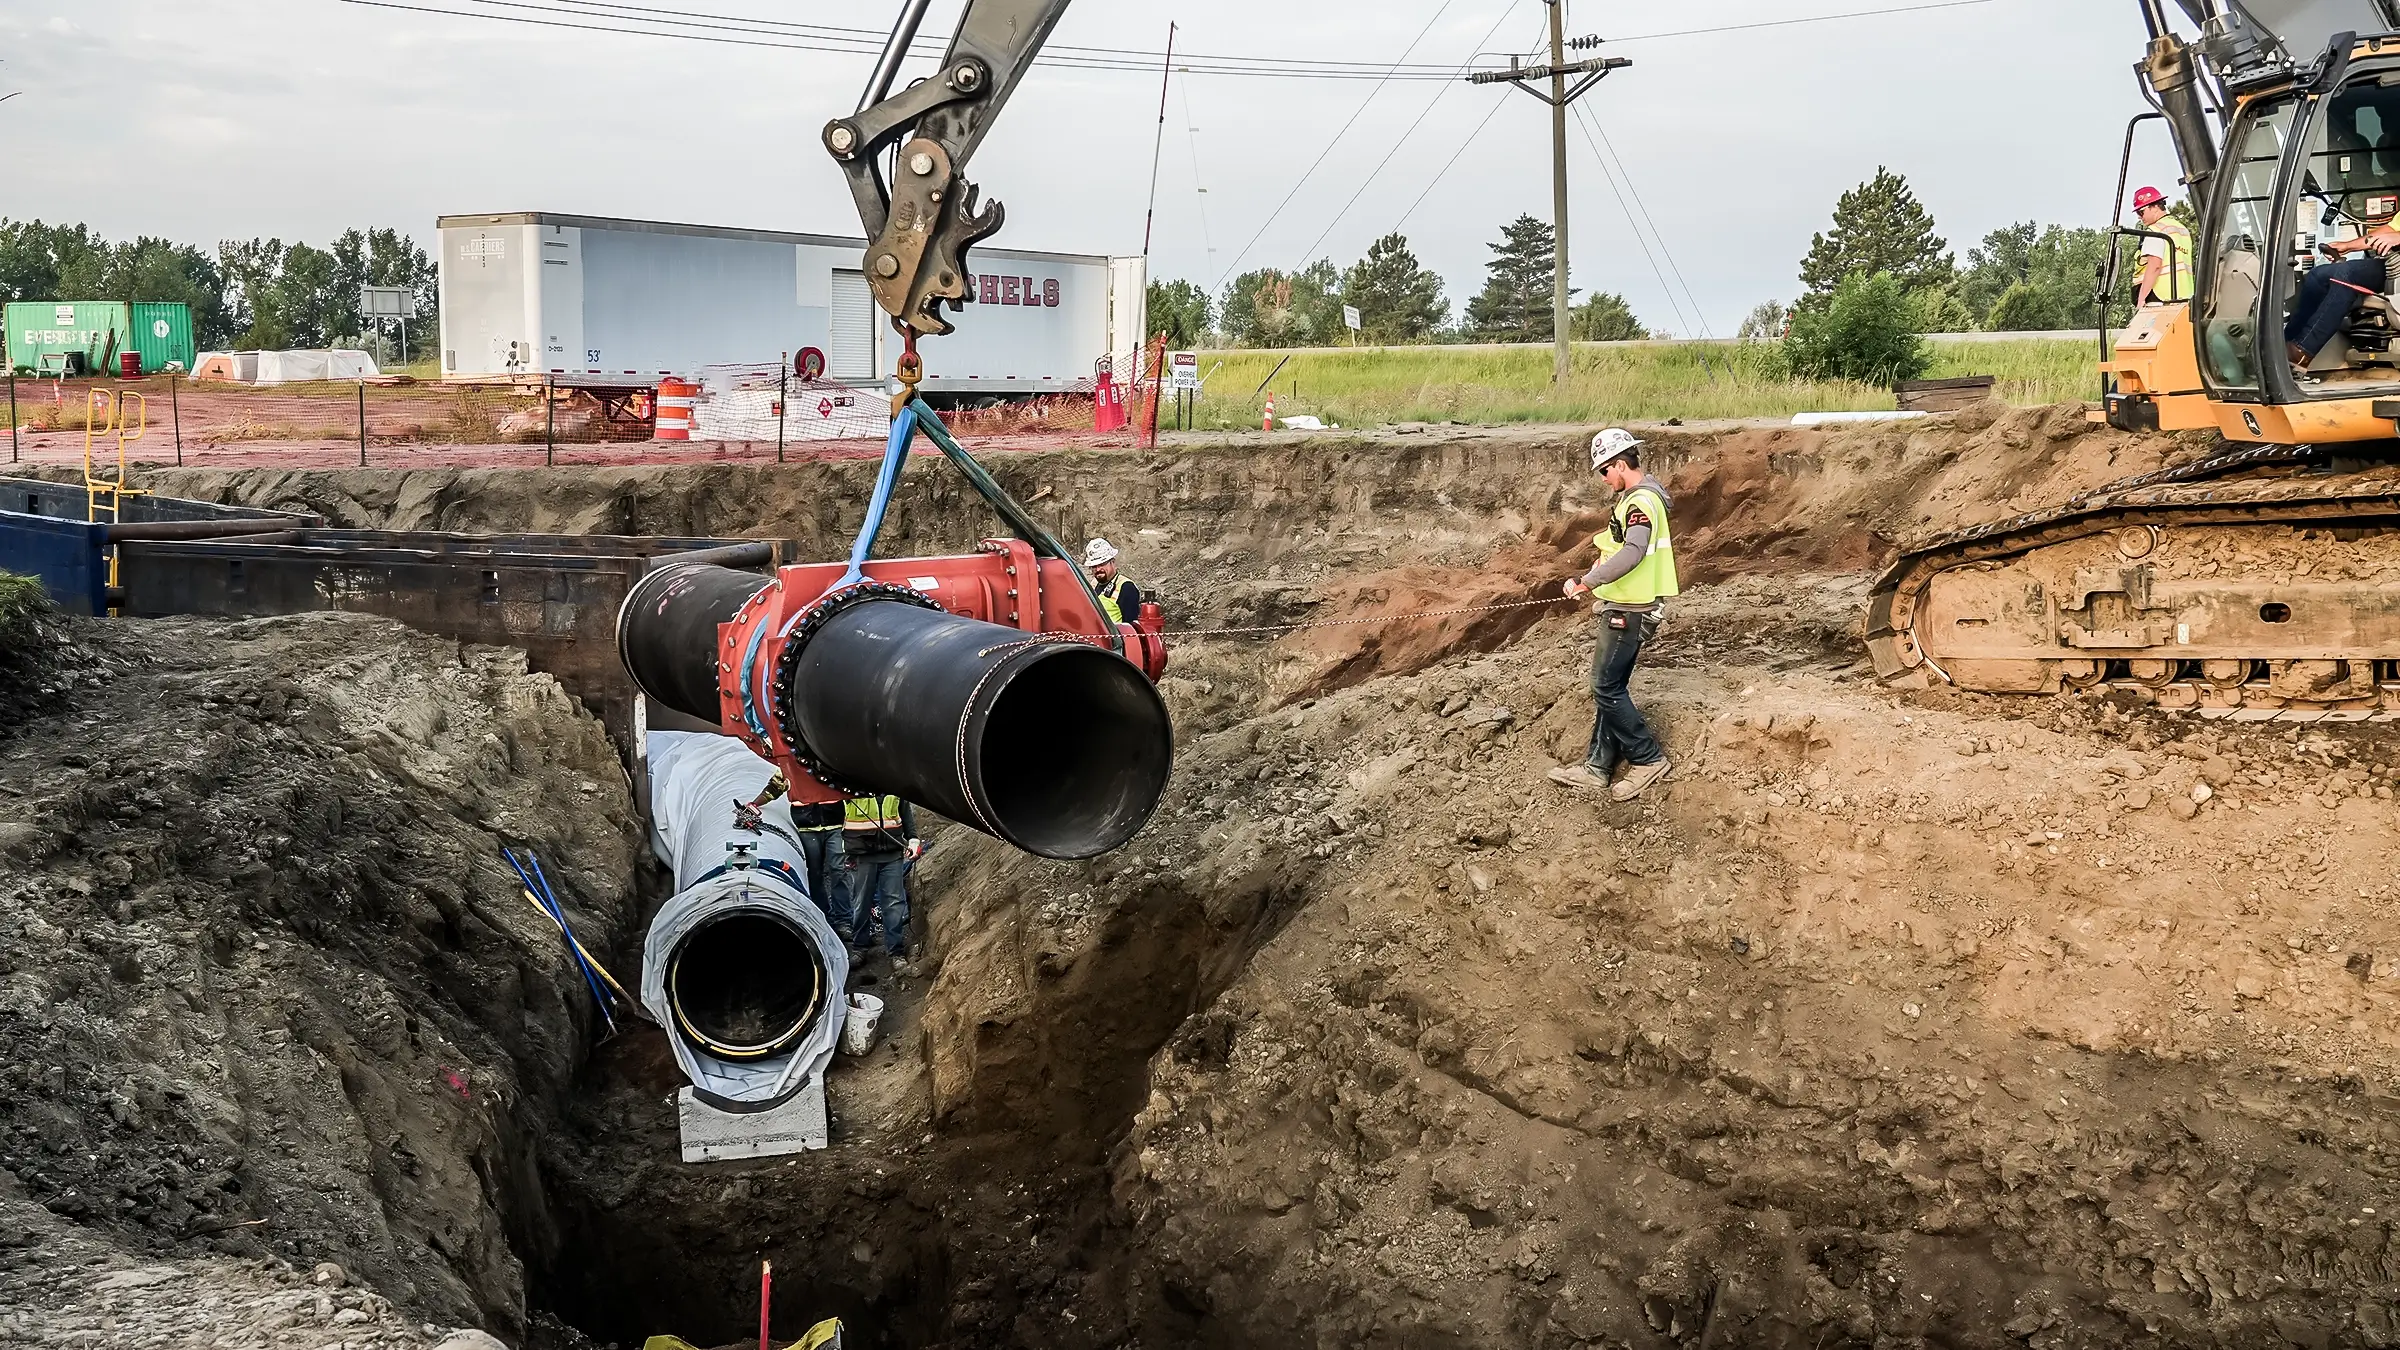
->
<box><xmin>666</xmin><ymin>909</ymin><xmax>827</xmax><ymax>1061</ymax></box>
<box><xmin>618</xmin><ymin>562</ymin><xmax>772</xmax><ymax>724</ymax></box>
<box><xmin>657</xmin><ymin>539</ymin><xmax>778</xmax><ymax>571</ymax></box>
<box><xmin>784</xmin><ymin>598</ymin><xmax>1172</xmax><ymax>858</ymax></box>
<box><xmin>618</xmin><ymin>564</ymin><xmax>1174</xmax><ymax>858</ymax></box>
<box><xmin>104</xmin><ymin>518</ymin><xmax>299</xmax><ymax>541</ymax></box>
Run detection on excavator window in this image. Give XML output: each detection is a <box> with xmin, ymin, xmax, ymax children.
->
<box><xmin>2200</xmin><ymin>95</ymin><xmax>2299</xmax><ymax>391</ymax></box>
<box><xmin>2282</xmin><ymin>71</ymin><xmax>2400</xmax><ymax>385</ymax></box>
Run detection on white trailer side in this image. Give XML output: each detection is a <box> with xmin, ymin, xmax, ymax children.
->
<box><xmin>436</xmin><ymin>212</ymin><xmax>1145</xmax><ymax>395</ymax></box>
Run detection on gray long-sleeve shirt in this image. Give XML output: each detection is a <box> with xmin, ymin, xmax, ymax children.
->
<box><xmin>1580</xmin><ymin>474</ymin><xmax>1671</xmax><ymax>612</ymax></box>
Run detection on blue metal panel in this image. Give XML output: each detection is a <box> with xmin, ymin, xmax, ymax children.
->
<box><xmin>0</xmin><ymin>511</ymin><xmax>106</xmax><ymax>615</ymax></box>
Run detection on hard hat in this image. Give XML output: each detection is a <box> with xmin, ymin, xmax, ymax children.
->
<box><xmin>2132</xmin><ymin>185</ymin><xmax>2167</xmax><ymax>212</ymax></box>
<box><xmin>1082</xmin><ymin>538</ymin><xmax>1119</xmax><ymax>567</ymax></box>
<box><xmin>1590</xmin><ymin>428</ymin><xmax>1642</xmax><ymax>471</ymax></box>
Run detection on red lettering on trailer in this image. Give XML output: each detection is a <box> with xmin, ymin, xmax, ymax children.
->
<box><xmin>978</xmin><ymin>275</ymin><xmax>998</xmax><ymax>305</ymax></box>
<box><xmin>1002</xmin><ymin>276</ymin><xmax>1021</xmax><ymax>305</ymax></box>
<box><xmin>1043</xmin><ymin>278</ymin><xmax>1060</xmax><ymax>307</ymax></box>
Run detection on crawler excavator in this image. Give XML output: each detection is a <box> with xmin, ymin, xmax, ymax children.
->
<box><xmin>1868</xmin><ymin>0</ymin><xmax>2400</xmax><ymax>719</ymax></box>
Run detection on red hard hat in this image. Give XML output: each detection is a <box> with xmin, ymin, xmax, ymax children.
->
<box><xmin>2132</xmin><ymin>185</ymin><xmax>2167</xmax><ymax>211</ymax></box>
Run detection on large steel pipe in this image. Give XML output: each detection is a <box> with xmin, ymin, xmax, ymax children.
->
<box><xmin>619</xmin><ymin>562</ymin><xmax>772</xmax><ymax>721</ymax></box>
<box><xmin>784</xmin><ymin>597</ymin><xmax>1172</xmax><ymax>859</ymax></box>
<box><xmin>619</xmin><ymin>562</ymin><xmax>1173</xmax><ymax>859</ymax></box>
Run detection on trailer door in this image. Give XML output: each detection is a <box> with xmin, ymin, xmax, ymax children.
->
<box><xmin>830</xmin><ymin>270</ymin><xmax>878</xmax><ymax>380</ymax></box>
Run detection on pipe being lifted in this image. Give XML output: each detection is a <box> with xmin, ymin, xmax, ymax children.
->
<box><xmin>620</xmin><ymin>557</ymin><xmax>1172</xmax><ymax>859</ymax></box>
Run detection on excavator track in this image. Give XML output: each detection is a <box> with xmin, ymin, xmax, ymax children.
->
<box><xmin>1866</xmin><ymin>445</ymin><xmax>2400</xmax><ymax>720</ymax></box>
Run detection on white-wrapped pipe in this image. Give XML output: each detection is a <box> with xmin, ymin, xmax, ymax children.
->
<box><xmin>643</xmin><ymin>731</ymin><xmax>850</xmax><ymax>1110</ymax></box>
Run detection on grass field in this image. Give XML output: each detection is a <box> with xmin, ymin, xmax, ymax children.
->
<box><xmin>1179</xmin><ymin>339</ymin><xmax>2096</xmax><ymax>430</ymax></box>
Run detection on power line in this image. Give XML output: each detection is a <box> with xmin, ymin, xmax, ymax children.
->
<box><xmin>1209</xmin><ymin>0</ymin><xmax>1472</xmax><ymax>289</ymax></box>
<box><xmin>1606</xmin><ymin>0</ymin><xmax>1994</xmax><ymax>44</ymax></box>
<box><xmin>339</xmin><ymin>0</ymin><xmax>1484</xmax><ymax>78</ymax></box>
<box><xmin>1582</xmin><ymin>109</ymin><xmax>1713</xmax><ymax>337</ymax></box>
<box><xmin>1287</xmin><ymin>1</ymin><xmax>1526</xmax><ymax>271</ymax></box>
<box><xmin>1180</xmin><ymin>78</ymin><xmax>1218</xmax><ymax>271</ymax></box>
<box><xmin>1393</xmin><ymin>95</ymin><xmax>1508</xmax><ymax>232</ymax></box>
<box><xmin>332</xmin><ymin>0</ymin><xmax>2004</xmax><ymax>80</ymax></box>
<box><xmin>1570</xmin><ymin>99</ymin><xmax>1695</xmax><ymax>338</ymax></box>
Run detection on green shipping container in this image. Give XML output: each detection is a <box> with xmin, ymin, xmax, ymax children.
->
<box><xmin>4</xmin><ymin>301</ymin><xmax>131</xmax><ymax>375</ymax></box>
<box><xmin>129</xmin><ymin>303</ymin><xmax>196</xmax><ymax>375</ymax></box>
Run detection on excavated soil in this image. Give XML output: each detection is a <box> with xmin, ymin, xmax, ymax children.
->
<box><xmin>12</xmin><ymin>403</ymin><xmax>2400</xmax><ymax>1348</ymax></box>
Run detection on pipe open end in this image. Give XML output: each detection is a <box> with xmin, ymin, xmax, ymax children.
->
<box><xmin>666</xmin><ymin>910</ymin><xmax>828</xmax><ymax>1061</ymax></box>
<box><xmin>972</xmin><ymin>644</ymin><xmax>1174</xmax><ymax>860</ymax></box>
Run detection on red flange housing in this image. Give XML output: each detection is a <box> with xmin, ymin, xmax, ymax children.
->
<box><xmin>712</xmin><ymin>539</ymin><xmax>1167</xmax><ymax>804</ymax></box>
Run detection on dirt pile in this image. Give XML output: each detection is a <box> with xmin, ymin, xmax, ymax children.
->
<box><xmin>0</xmin><ymin>612</ymin><xmax>639</xmax><ymax>1344</ymax></box>
<box><xmin>949</xmin><ymin>578</ymin><xmax>2400</xmax><ymax>1347</ymax></box>
<box><xmin>17</xmin><ymin>402</ymin><xmax>2395</xmax><ymax>1347</ymax></box>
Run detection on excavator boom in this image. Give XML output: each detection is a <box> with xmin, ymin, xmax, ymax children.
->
<box><xmin>823</xmin><ymin>0</ymin><xmax>1077</xmax><ymax>339</ymax></box>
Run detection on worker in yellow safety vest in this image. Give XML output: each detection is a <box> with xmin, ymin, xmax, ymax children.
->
<box><xmin>1082</xmin><ymin>537</ymin><xmax>1146</xmax><ymax>625</ymax></box>
<box><xmin>2130</xmin><ymin>185</ymin><xmax>2194</xmax><ymax>308</ymax></box>
<box><xmin>1546</xmin><ymin>428</ymin><xmax>1679</xmax><ymax>803</ymax></box>
<box><xmin>738</xmin><ymin>769</ymin><xmax>850</xmax><ymax>928</ymax></box>
<box><xmin>841</xmin><ymin>793</ymin><xmax>924</xmax><ymax>973</ymax></box>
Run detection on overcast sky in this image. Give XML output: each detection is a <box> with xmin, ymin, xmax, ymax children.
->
<box><xmin>6</xmin><ymin>0</ymin><xmax>2181</xmax><ymax>335</ymax></box>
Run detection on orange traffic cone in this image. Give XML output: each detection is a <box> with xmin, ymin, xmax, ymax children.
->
<box><xmin>1263</xmin><ymin>393</ymin><xmax>1275</xmax><ymax>432</ymax></box>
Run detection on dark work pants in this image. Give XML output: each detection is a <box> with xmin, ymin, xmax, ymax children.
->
<box><xmin>798</xmin><ymin>829</ymin><xmax>845</xmax><ymax>929</ymax></box>
<box><xmin>842</xmin><ymin>852</ymin><xmax>911</xmax><ymax>956</ymax></box>
<box><xmin>1585</xmin><ymin>608</ymin><xmax>1665</xmax><ymax>774</ymax></box>
<box><xmin>2286</xmin><ymin>256</ymin><xmax>2388</xmax><ymax>358</ymax></box>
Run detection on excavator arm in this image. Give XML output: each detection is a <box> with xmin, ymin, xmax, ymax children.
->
<box><xmin>823</xmin><ymin>0</ymin><xmax>1076</xmax><ymax>339</ymax></box>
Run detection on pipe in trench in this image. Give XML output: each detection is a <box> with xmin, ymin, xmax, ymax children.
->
<box><xmin>643</xmin><ymin>730</ymin><xmax>848</xmax><ymax>1109</ymax></box>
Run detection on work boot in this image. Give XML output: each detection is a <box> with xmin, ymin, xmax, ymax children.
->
<box><xmin>1611</xmin><ymin>758</ymin><xmax>1672</xmax><ymax>801</ymax></box>
<box><xmin>1545</xmin><ymin>763</ymin><xmax>1613</xmax><ymax>794</ymax></box>
<box><xmin>890</xmin><ymin>956</ymin><xmax>914</xmax><ymax>979</ymax></box>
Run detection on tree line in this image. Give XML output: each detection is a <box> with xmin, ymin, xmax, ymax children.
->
<box><xmin>1152</xmin><ymin>167</ymin><xmax>2152</xmax><ymax>368</ymax></box>
<box><xmin>1147</xmin><ymin>220</ymin><xmax>1650</xmax><ymax>350</ymax></box>
<box><xmin>1761</xmin><ymin>166</ymin><xmax>2164</xmax><ymax>383</ymax></box>
<box><xmin>0</xmin><ymin>220</ymin><xmax>439</xmax><ymax>359</ymax></box>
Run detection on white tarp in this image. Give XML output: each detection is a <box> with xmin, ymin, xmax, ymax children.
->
<box><xmin>254</xmin><ymin>349</ymin><xmax>379</xmax><ymax>384</ymax></box>
<box><xmin>193</xmin><ymin>349</ymin><xmax>381</xmax><ymax>384</ymax></box>
<box><xmin>691</xmin><ymin>365</ymin><xmax>890</xmax><ymax>442</ymax></box>
<box><xmin>643</xmin><ymin>731</ymin><xmax>849</xmax><ymax>1108</ymax></box>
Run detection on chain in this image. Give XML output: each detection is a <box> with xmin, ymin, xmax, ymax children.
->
<box><xmin>892</xmin><ymin>325</ymin><xmax>924</xmax><ymax>415</ymax></box>
<box><xmin>1168</xmin><ymin>594</ymin><xmax>1578</xmax><ymax>640</ymax></box>
<box><xmin>958</xmin><ymin>595</ymin><xmax>1579</xmax><ymax>656</ymax></box>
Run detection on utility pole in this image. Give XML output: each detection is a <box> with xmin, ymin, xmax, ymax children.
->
<box><xmin>1469</xmin><ymin>5</ymin><xmax>1629</xmax><ymax>384</ymax></box>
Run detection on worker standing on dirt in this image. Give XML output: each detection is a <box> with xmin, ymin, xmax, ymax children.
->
<box><xmin>1547</xmin><ymin>428</ymin><xmax>1678</xmax><ymax>802</ymax></box>
<box><xmin>1082</xmin><ymin>538</ymin><xmax>1146</xmax><ymax>624</ymax></box>
<box><xmin>840</xmin><ymin>793</ymin><xmax>924</xmax><ymax>974</ymax></box>
<box><xmin>2130</xmin><ymin>186</ymin><xmax>2194</xmax><ymax>308</ymax></box>
<box><xmin>736</xmin><ymin>770</ymin><xmax>849</xmax><ymax>926</ymax></box>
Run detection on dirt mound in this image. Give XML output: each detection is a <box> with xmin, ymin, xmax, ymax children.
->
<box><xmin>22</xmin><ymin>404</ymin><xmax>2386</xmax><ymax>1348</ymax></box>
<box><xmin>1079</xmin><ymin>586</ymin><xmax>2400</xmax><ymax>1347</ymax></box>
<box><xmin>0</xmin><ymin>612</ymin><xmax>638</xmax><ymax>1342</ymax></box>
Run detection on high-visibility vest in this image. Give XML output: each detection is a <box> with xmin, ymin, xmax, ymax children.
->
<box><xmin>1592</xmin><ymin>486</ymin><xmax>1679</xmax><ymax>606</ymax></box>
<box><xmin>843</xmin><ymin>795</ymin><xmax>904</xmax><ymax>833</ymax></box>
<box><xmin>2152</xmin><ymin>217</ymin><xmax>2195</xmax><ymax>303</ymax></box>
<box><xmin>1096</xmin><ymin>576</ymin><xmax>1135</xmax><ymax>626</ymax></box>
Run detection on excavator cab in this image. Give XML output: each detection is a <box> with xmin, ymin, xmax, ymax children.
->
<box><xmin>2107</xmin><ymin>11</ymin><xmax>2400</xmax><ymax>443</ymax></box>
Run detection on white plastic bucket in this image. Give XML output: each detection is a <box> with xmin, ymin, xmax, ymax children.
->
<box><xmin>840</xmin><ymin>993</ymin><xmax>885</xmax><ymax>1057</ymax></box>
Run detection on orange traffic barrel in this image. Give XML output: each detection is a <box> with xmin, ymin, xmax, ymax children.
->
<box><xmin>656</xmin><ymin>377</ymin><xmax>696</xmax><ymax>441</ymax></box>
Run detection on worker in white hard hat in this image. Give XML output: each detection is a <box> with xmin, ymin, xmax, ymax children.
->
<box><xmin>1081</xmin><ymin>537</ymin><xmax>1147</xmax><ymax>626</ymax></box>
<box><xmin>1547</xmin><ymin>428</ymin><xmax>1679</xmax><ymax>802</ymax></box>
